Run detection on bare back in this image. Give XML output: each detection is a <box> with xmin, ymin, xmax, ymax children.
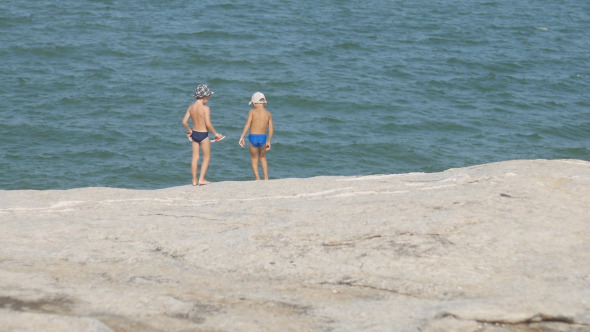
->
<box><xmin>187</xmin><ymin>102</ymin><xmax>210</xmax><ymax>132</ymax></box>
<box><xmin>238</xmin><ymin>103</ymin><xmax>273</xmax><ymax>151</ymax></box>
<box><xmin>249</xmin><ymin>107</ymin><xmax>272</xmax><ymax>135</ymax></box>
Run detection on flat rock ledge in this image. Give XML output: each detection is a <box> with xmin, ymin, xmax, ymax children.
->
<box><xmin>1</xmin><ymin>159</ymin><xmax>589</xmax><ymax>332</ymax></box>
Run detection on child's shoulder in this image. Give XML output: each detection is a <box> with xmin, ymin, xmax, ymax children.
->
<box><xmin>187</xmin><ymin>102</ymin><xmax>198</xmax><ymax>112</ymax></box>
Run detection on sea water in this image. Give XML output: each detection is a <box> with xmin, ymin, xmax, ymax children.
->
<box><xmin>1</xmin><ymin>0</ymin><xmax>589</xmax><ymax>189</ymax></box>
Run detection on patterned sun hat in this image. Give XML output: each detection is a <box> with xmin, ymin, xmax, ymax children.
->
<box><xmin>194</xmin><ymin>85</ymin><xmax>214</xmax><ymax>99</ymax></box>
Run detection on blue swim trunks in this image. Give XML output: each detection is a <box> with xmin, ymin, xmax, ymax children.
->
<box><xmin>249</xmin><ymin>134</ymin><xmax>267</xmax><ymax>148</ymax></box>
<box><xmin>190</xmin><ymin>131</ymin><xmax>209</xmax><ymax>143</ymax></box>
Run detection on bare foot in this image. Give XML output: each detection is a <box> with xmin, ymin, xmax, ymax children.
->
<box><xmin>192</xmin><ymin>180</ymin><xmax>198</xmax><ymax>186</ymax></box>
<box><xmin>198</xmin><ymin>180</ymin><xmax>211</xmax><ymax>186</ymax></box>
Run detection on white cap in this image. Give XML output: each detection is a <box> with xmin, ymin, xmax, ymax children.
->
<box><xmin>249</xmin><ymin>92</ymin><xmax>267</xmax><ymax>105</ymax></box>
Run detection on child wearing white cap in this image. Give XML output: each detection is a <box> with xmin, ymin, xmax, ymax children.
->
<box><xmin>239</xmin><ymin>92</ymin><xmax>274</xmax><ymax>180</ymax></box>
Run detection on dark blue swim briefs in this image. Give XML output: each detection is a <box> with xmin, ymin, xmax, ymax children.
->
<box><xmin>190</xmin><ymin>131</ymin><xmax>209</xmax><ymax>143</ymax></box>
<box><xmin>249</xmin><ymin>134</ymin><xmax>267</xmax><ymax>148</ymax></box>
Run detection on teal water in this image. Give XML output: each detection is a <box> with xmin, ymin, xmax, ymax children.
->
<box><xmin>1</xmin><ymin>0</ymin><xmax>589</xmax><ymax>189</ymax></box>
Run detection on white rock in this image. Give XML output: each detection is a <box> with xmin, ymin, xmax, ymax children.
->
<box><xmin>0</xmin><ymin>159</ymin><xmax>588</xmax><ymax>331</ymax></box>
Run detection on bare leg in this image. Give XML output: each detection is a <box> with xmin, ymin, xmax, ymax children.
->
<box><xmin>249</xmin><ymin>143</ymin><xmax>260</xmax><ymax>180</ymax></box>
<box><xmin>259</xmin><ymin>147</ymin><xmax>268</xmax><ymax>180</ymax></box>
<box><xmin>198</xmin><ymin>138</ymin><xmax>211</xmax><ymax>185</ymax></box>
<box><xmin>191</xmin><ymin>141</ymin><xmax>200</xmax><ymax>186</ymax></box>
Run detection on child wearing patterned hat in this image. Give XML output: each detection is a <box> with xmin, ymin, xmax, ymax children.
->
<box><xmin>182</xmin><ymin>85</ymin><xmax>224</xmax><ymax>186</ymax></box>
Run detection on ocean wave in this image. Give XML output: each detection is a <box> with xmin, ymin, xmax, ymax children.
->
<box><xmin>2</xmin><ymin>0</ymin><xmax>589</xmax><ymax>189</ymax></box>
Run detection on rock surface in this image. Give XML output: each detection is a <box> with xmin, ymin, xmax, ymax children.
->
<box><xmin>1</xmin><ymin>159</ymin><xmax>589</xmax><ymax>331</ymax></box>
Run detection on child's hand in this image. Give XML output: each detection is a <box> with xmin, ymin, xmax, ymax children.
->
<box><xmin>265</xmin><ymin>142</ymin><xmax>271</xmax><ymax>151</ymax></box>
<box><xmin>239</xmin><ymin>137</ymin><xmax>245</xmax><ymax>147</ymax></box>
<box><xmin>215</xmin><ymin>133</ymin><xmax>223</xmax><ymax>139</ymax></box>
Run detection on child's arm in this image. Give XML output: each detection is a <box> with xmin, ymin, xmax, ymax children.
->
<box><xmin>182</xmin><ymin>108</ymin><xmax>192</xmax><ymax>137</ymax></box>
<box><xmin>239</xmin><ymin>111</ymin><xmax>253</xmax><ymax>147</ymax></box>
<box><xmin>204</xmin><ymin>107</ymin><xmax>222</xmax><ymax>138</ymax></box>
<box><xmin>266</xmin><ymin>114</ymin><xmax>273</xmax><ymax>151</ymax></box>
